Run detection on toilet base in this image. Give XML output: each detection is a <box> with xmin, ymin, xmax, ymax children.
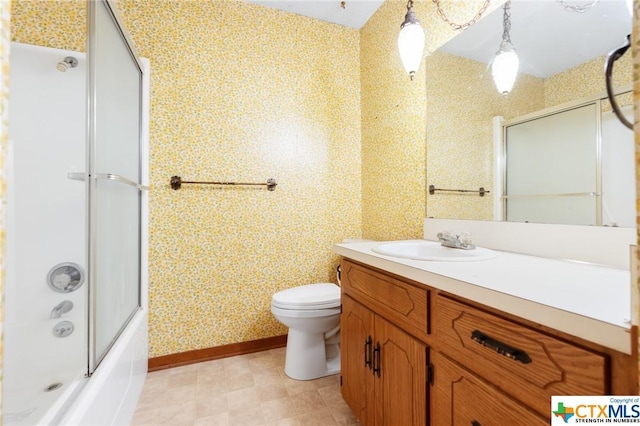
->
<box><xmin>284</xmin><ymin>329</ymin><xmax>341</xmax><ymax>380</ymax></box>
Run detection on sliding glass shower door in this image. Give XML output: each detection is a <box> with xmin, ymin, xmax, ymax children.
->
<box><xmin>88</xmin><ymin>0</ymin><xmax>144</xmax><ymax>371</ymax></box>
<box><xmin>502</xmin><ymin>94</ymin><xmax>634</xmax><ymax>227</ymax></box>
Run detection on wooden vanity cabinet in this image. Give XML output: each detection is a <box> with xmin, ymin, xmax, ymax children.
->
<box><xmin>340</xmin><ymin>260</ymin><xmax>430</xmax><ymax>426</ymax></box>
<box><xmin>339</xmin><ymin>259</ymin><xmax>638</xmax><ymax>426</ymax></box>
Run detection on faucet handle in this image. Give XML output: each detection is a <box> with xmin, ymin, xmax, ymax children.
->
<box><xmin>458</xmin><ymin>232</ymin><xmax>475</xmax><ymax>249</ymax></box>
<box><xmin>50</xmin><ymin>300</ymin><xmax>74</xmax><ymax>319</ymax></box>
<box><xmin>459</xmin><ymin>232</ymin><xmax>473</xmax><ymax>245</ymax></box>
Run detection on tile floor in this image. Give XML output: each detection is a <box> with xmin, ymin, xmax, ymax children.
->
<box><xmin>131</xmin><ymin>348</ymin><xmax>359</xmax><ymax>426</ymax></box>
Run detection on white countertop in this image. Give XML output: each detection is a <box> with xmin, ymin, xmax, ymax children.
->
<box><xmin>334</xmin><ymin>240</ymin><xmax>633</xmax><ymax>354</ymax></box>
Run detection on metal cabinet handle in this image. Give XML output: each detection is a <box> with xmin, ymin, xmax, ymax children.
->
<box><xmin>471</xmin><ymin>421</ymin><xmax>482</xmax><ymax>426</ymax></box>
<box><xmin>471</xmin><ymin>330</ymin><xmax>531</xmax><ymax>364</ymax></box>
<box><xmin>605</xmin><ymin>34</ymin><xmax>632</xmax><ymax>130</ymax></box>
<box><xmin>364</xmin><ymin>336</ymin><xmax>373</xmax><ymax>370</ymax></box>
<box><xmin>373</xmin><ymin>342</ymin><xmax>381</xmax><ymax>377</ymax></box>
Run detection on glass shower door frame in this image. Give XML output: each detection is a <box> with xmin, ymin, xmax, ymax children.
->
<box><xmin>501</xmin><ymin>100</ymin><xmax>602</xmax><ymax>226</ymax></box>
<box><xmin>86</xmin><ymin>0</ymin><xmax>146</xmax><ymax>374</ymax></box>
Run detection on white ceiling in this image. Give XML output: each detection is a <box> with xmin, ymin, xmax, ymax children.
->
<box><xmin>245</xmin><ymin>0</ymin><xmax>385</xmax><ymax>29</ymax></box>
<box><xmin>439</xmin><ymin>0</ymin><xmax>632</xmax><ymax>78</ymax></box>
<box><xmin>244</xmin><ymin>0</ymin><xmax>632</xmax><ymax>78</ymax></box>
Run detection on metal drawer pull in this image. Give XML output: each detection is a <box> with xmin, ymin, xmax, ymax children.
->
<box><xmin>471</xmin><ymin>330</ymin><xmax>531</xmax><ymax>364</ymax></box>
<box><xmin>364</xmin><ymin>336</ymin><xmax>373</xmax><ymax>370</ymax></box>
<box><xmin>373</xmin><ymin>342</ymin><xmax>381</xmax><ymax>377</ymax></box>
<box><xmin>471</xmin><ymin>421</ymin><xmax>482</xmax><ymax>426</ymax></box>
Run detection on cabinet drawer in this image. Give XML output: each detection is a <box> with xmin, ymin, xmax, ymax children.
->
<box><xmin>433</xmin><ymin>353</ymin><xmax>547</xmax><ymax>426</ymax></box>
<box><xmin>436</xmin><ymin>295</ymin><xmax>607</xmax><ymax>418</ymax></box>
<box><xmin>341</xmin><ymin>260</ymin><xmax>429</xmax><ymax>342</ymax></box>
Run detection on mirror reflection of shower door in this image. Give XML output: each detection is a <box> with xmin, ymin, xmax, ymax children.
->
<box><xmin>88</xmin><ymin>0</ymin><xmax>143</xmax><ymax>371</ymax></box>
<box><xmin>504</xmin><ymin>104</ymin><xmax>599</xmax><ymax>225</ymax></box>
<box><xmin>601</xmin><ymin>105</ymin><xmax>635</xmax><ymax>228</ymax></box>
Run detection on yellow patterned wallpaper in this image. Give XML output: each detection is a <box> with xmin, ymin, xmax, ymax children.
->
<box><xmin>0</xmin><ymin>0</ymin><xmax>9</xmax><ymax>418</ymax></box>
<box><xmin>11</xmin><ymin>0</ymin><xmax>84</xmax><ymax>52</ymax></box>
<box><xmin>122</xmin><ymin>1</ymin><xmax>361</xmax><ymax>357</ymax></box>
<box><xmin>12</xmin><ymin>0</ymin><xmax>361</xmax><ymax>357</ymax></box>
<box><xmin>360</xmin><ymin>0</ymin><xmax>500</xmax><ymax>240</ymax></box>
<box><xmin>360</xmin><ymin>0</ymin><xmax>427</xmax><ymax>241</ymax></box>
<box><xmin>546</xmin><ymin>53</ymin><xmax>632</xmax><ymax>109</ymax></box>
<box><xmin>425</xmin><ymin>52</ymin><xmax>545</xmax><ymax>220</ymax></box>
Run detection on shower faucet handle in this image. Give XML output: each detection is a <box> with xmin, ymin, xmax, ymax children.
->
<box><xmin>50</xmin><ymin>300</ymin><xmax>73</xmax><ymax>319</ymax></box>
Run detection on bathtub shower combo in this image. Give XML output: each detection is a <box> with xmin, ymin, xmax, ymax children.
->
<box><xmin>5</xmin><ymin>2</ymin><xmax>149</xmax><ymax>424</ymax></box>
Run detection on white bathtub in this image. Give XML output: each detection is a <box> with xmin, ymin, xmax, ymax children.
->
<box><xmin>53</xmin><ymin>310</ymin><xmax>148</xmax><ymax>426</ymax></box>
<box><xmin>2</xmin><ymin>309</ymin><xmax>147</xmax><ymax>426</ymax></box>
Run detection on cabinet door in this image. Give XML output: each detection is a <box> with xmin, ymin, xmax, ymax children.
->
<box><xmin>374</xmin><ymin>315</ymin><xmax>427</xmax><ymax>426</ymax></box>
<box><xmin>341</xmin><ymin>294</ymin><xmax>375</xmax><ymax>425</ymax></box>
<box><xmin>432</xmin><ymin>353</ymin><xmax>547</xmax><ymax>426</ymax></box>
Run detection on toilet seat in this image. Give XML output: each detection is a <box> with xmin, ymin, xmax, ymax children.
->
<box><xmin>271</xmin><ymin>305</ymin><xmax>341</xmax><ymax>319</ymax></box>
<box><xmin>271</xmin><ymin>283</ymin><xmax>340</xmax><ymax>310</ymax></box>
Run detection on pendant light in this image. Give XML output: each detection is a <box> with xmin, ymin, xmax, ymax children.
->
<box><xmin>491</xmin><ymin>0</ymin><xmax>519</xmax><ymax>95</ymax></box>
<box><xmin>398</xmin><ymin>0</ymin><xmax>425</xmax><ymax>80</ymax></box>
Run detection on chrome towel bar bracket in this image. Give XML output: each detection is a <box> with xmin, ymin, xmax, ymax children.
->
<box><xmin>170</xmin><ymin>176</ymin><xmax>278</xmax><ymax>191</ymax></box>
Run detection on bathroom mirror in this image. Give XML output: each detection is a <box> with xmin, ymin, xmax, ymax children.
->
<box><xmin>425</xmin><ymin>0</ymin><xmax>633</xmax><ymax>227</ymax></box>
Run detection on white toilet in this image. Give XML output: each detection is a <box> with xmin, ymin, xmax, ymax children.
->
<box><xmin>271</xmin><ymin>283</ymin><xmax>341</xmax><ymax>380</ymax></box>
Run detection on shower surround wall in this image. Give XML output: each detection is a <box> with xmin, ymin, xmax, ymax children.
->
<box><xmin>12</xmin><ymin>0</ymin><xmax>362</xmax><ymax>358</ymax></box>
<box><xmin>5</xmin><ymin>43</ymin><xmax>87</xmax><ymax>425</ymax></box>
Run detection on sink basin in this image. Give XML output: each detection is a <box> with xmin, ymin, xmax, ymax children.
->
<box><xmin>371</xmin><ymin>240</ymin><xmax>496</xmax><ymax>262</ymax></box>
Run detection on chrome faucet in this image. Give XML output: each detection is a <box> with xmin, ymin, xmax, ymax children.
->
<box><xmin>50</xmin><ymin>300</ymin><xmax>73</xmax><ymax>319</ymax></box>
<box><xmin>437</xmin><ymin>231</ymin><xmax>475</xmax><ymax>250</ymax></box>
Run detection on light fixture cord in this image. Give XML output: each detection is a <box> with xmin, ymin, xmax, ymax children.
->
<box><xmin>432</xmin><ymin>0</ymin><xmax>491</xmax><ymax>31</ymax></box>
<box><xmin>501</xmin><ymin>0</ymin><xmax>512</xmax><ymax>44</ymax></box>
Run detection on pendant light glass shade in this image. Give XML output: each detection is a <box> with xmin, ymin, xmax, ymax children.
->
<box><xmin>492</xmin><ymin>1</ymin><xmax>518</xmax><ymax>95</ymax></box>
<box><xmin>492</xmin><ymin>42</ymin><xmax>519</xmax><ymax>95</ymax></box>
<box><xmin>398</xmin><ymin>1</ymin><xmax>425</xmax><ymax>80</ymax></box>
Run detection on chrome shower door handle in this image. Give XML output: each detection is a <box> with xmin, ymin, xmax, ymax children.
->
<box><xmin>95</xmin><ymin>173</ymin><xmax>149</xmax><ymax>191</ymax></box>
<box><xmin>68</xmin><ymin>172</ymin><xmax>149</xmax><ymax>191</ymax></box>
<box><xmin>605</xmin><ymin>34</ymin><xmax>633</xmax><ymax>130</ymax></box>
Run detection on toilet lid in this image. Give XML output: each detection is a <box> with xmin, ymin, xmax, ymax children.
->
<box><xmin>272</xmin><ymin>283</ymin><xmax>340</xmax><ymax>310</ymax></box>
